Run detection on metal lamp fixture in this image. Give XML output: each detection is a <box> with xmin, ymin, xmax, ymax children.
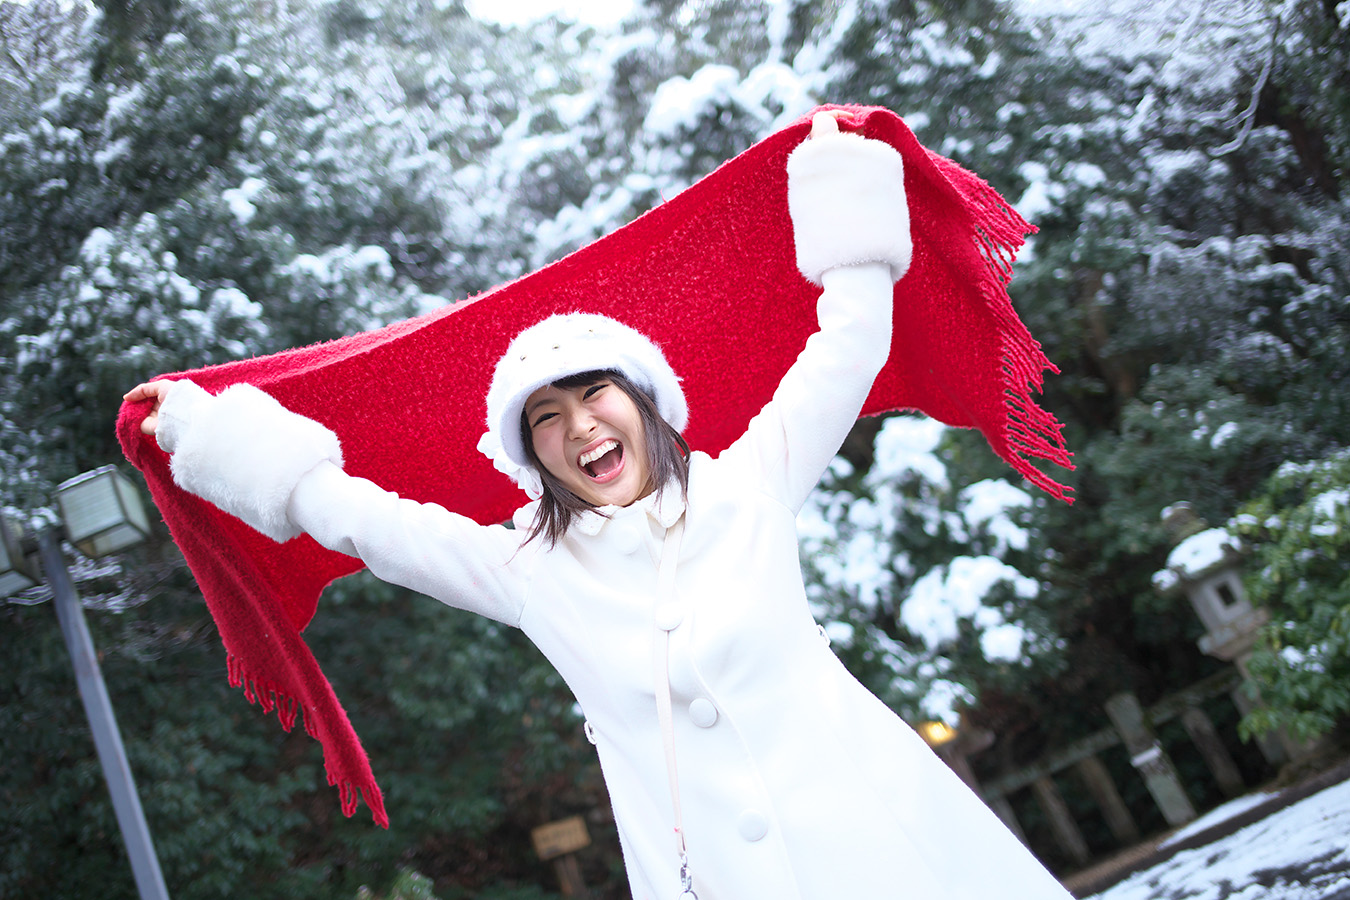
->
<box><xmin>55</xmin><ymin>465</ymin><xmax>151</xmax><ymax>559</ymax></box>
<box><xmin>5</xmin><ymin>466</ymin><xmax>170</xmax><ymax>900</ymax></box>
<box><xmin>0</xmin><ymin>514</ymin><xmax>39</xmax><ymax>596</ymax></box>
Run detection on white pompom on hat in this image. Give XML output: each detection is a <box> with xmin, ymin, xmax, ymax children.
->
<box><xmin>477</xmin><ymin>312</ymin><xmax>687</xmax><ymax>498</ymax></box>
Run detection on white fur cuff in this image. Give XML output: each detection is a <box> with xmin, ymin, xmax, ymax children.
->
<box><xmin>786</xmin><ymin>129</ymin><xmax>912</xmax><ymax>286</ymax></box>
<box><xmin>161</xmin><ymin>381</ymin><xmax>344</xmax><ymax>542</ymax></box>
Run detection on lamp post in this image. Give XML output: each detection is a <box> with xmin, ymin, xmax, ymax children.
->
<box><xmin>2</xmin><ymin>466</ymin><xmax>170</xmax><ymax>900</ymax></box>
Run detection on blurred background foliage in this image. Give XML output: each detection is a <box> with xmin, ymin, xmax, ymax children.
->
<box><xmin>1</xmin><ymin>0</ymin><xmax>1347</xmax><ymax>896</ymax></box>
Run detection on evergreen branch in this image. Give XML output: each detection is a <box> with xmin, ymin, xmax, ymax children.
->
<box><xmin>1214</xmin><ymin>8</ymin><xmax>1282</xmax><ymax>156</ymax></box>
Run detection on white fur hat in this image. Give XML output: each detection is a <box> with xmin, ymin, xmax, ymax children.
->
<box><xmin>476</xmin><ymin>312</ymin><xmax>687</xmax><ymax>498</ymax></box>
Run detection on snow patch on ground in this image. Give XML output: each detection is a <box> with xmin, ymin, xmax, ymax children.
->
<box><xmin>1160</xmin><ymin>791</ymin><xmax>1280</xmax><ymax>847</ymax></box>
<box><xmin>1085</xmin><ymin>779</ymin><xmax>1350</xmax><ymax>900</ymax></box>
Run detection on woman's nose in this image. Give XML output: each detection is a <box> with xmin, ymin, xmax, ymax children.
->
<box><xmin>565</xmin><ymin>407</ymin><xmax>597</xmax><ymax>439</ymax></box>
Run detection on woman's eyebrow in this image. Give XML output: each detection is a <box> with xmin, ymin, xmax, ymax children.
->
<box><xmin>525</xmin><ymin>397</ymin><xmax>557</xmax><ymax>418</ymax></box>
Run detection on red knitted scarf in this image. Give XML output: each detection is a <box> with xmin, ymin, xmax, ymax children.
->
<box><xmin>117</xmin><ymin>106</ymin><xmax>1072</xmax><ymax>827</ymax></box>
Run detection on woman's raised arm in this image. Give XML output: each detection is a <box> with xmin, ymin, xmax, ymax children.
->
<box><xmin>719</xmin><ymin>112</ymin><xmax>912</xmax><ymax>512</ymax></box>
<box><xmin>132</xmin><ymin>378</ymin><xmax>528</xmax><ymax>625</ymax></box>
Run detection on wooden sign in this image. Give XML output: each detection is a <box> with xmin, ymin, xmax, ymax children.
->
<box><xmin>531</xmin><ymin>816</ymin><xmax>591</xmax><ymax>861</ymax></box>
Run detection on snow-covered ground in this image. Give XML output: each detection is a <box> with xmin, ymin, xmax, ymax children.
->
<box><xmin>1160</xmin><ymin>791</ymin><xmax>1279</xmax><ymax>848</ymax></box>
<box><xmin>1083</xmin><ymin>779</ymin><xmax>1350</xmax><ymax>900</ymax></box>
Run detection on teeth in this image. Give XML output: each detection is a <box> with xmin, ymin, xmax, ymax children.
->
<box><xmin>579</xmin><ymin>439</ymin><xmax>619</xmax><ymax>468</ymax></box>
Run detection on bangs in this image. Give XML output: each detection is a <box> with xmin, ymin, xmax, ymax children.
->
<box><xmin>552</xmin><ymin>370</ymin><xmax>616</xmax><ymax>390</ymax></box>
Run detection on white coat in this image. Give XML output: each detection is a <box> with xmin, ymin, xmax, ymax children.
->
<box><xmin>159</xmin><ymin>263</ymin><xmax>1073</xmax><ymax>900</ymax></box>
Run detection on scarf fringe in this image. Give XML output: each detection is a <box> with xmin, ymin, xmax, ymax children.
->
<box><xmin>228</xmin><ymin>654</ymin><xmax>300</xmax><ymax>731</ymax></box>
<box><xmin>227</xmin><ymin>653</ymin><xmax>390</xmax><ymax>828</ymax></box>
<box><xmin>964</xmin><ymin>176</ymin><xmax>1075</xmax><ymax>502</ymax></box>
<box><xmin>329</xmin><ymin>773</ymin><xmax>390</xmax><ymax>829</ymax></box>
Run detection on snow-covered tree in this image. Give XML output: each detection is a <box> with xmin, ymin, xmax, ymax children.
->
<box><xmin>1230</xmin><ymin>450</ymin><xmax>1350</xmax><ymax>743</ymax></box>
<box><xmin>800</xmin><ymin>415</ymin><xmax>1067</xmax><ymax>725</ymax></box>
<box><xmin>4</xmin><ymin>0</ymin><xmax>1348</xmax><ymax>892</ymax></box>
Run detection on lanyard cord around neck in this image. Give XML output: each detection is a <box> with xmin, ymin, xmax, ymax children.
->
<box><xmin>653</xmin><ymin>516</ymin><xmax>698</xmax><ymax>900</ymax></box>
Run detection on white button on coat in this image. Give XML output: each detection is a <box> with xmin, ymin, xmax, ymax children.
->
<box><xmin>737</xmin><ymin>809</ymin><xmax>769</xmax><ymax>842</ymax></box>
<box><xmin>654</xmin><ymin>603</ymin><xmax>683</xmax><ymax>631</ymax></box>
<box><xmin>688</xmin><ymin>698</ymin><xmax>717</xmax><ymax>728</ymax></box>
<box><xmin>614</xmin><ymin>526</ymin><xmax>642</xmax><ymax>555</ymax></box>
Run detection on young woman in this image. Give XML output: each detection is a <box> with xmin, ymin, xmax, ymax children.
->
<box><xmin>126</xmin><ymin>113</ymin><xmax>1071</xmax><ymax>900</ymax></box>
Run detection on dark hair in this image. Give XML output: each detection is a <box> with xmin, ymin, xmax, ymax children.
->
<box><xmin>521</xmin><ymin>369</ymin><xmax>690</xmax><ymax>547</ymax></box>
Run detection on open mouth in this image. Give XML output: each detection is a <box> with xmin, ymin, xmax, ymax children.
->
<box><xmin>578</xmin><ymin>439</ymin><xmax>625</xmax><ymax>482</ymax></box>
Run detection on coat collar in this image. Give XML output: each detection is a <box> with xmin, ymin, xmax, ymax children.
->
<box><xmin>570</xmin><ymin>481</ymin><xmax>686</xmax><ymax>536</ymax></box>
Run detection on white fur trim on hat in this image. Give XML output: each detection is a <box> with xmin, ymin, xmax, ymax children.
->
<box><xmin>479</xmin><ymin>313</ymin><xmax>687</xmax><ymax>497</ymax></box>
<box><xmin>787</xmin><ymin>127</ymin><xmax>912</xmax><ymax>286</ymax></box>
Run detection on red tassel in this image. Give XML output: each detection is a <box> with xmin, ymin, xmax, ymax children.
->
<box><xmin>962</xmin><ymin>186</ymin><xmax>1075</xmax><ymax>502</ymax></box>
<box><xmin>226</xmin><ymin>655</ymin><xmax>304</xmax><ymax>734</ymax></box>
<box><xmin>328</xmin><ymin>776</ymin><xmax>389</xmax><ymax>828</ymax></box>
<box><xmin>229</xmin><ymin>655</ymin><xmax>386</xmax><ymax>825</ymax></box>
<box><xmin>277</xmin><ymin>695</ymin><xmax>298</xmax><ymax>732</ymax></box>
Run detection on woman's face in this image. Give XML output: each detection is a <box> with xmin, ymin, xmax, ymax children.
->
<box><xmin>525</xmin><ymin>376</ymin><xmax>652</xmax><ymax>508</ymax></box>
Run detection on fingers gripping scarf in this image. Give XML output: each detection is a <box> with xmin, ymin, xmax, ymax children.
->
<box><xmin>117</xmin><ymin>106</ymin><xmax>1073</xmax><ymax>827</ymax></box>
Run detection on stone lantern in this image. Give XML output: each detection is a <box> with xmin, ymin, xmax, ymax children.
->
<box><xmin>1155</xmin><ymin>504</ymin><xmax>1267</xmax><ymax>665</ymax></box>
<box><xmin>1155</xmin><ymin>503</ymin><xmax>1308</xmax><ymax>764</ymax></box>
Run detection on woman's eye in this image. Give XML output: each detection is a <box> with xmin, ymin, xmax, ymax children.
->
<box><xmin>583</xmin><ymin>383</ymin><xmax>608</xmax><ymax>399</ymax></box>
<box><xmin>531</xmin><ymin>412</ymin><xmax>556</xmax><ymax>428</ymax></box>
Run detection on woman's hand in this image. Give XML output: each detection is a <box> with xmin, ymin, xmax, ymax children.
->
<box><xmin>809</xmin><ymin>109</ymin><xmax>845</xmax><ymax>138</ymax></box>
<box><xmin>123</xmin><ymin>380</ymin><xmax>176</xmax><ymax>436</ymax></box>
